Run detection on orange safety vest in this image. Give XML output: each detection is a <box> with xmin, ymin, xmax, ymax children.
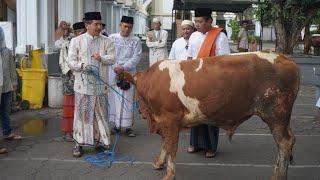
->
<box><xmin>197</xmin><ymin>28</ymin><xmax>222</xmax><ymax>58</ymax></box>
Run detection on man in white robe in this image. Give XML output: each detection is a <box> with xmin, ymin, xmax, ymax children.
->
<box><xmin>169</xmin><ymin>20</ymin><xmax>194</xmax><ymax>61</ymax></box>
<box><xmin>146</xmin><ymin>17</ymin><xmax>168</xmax><ymax>66</ymax></box>
<box><xmin>109</xmin><ymin>16</ymin><xmax>142</xmax><ymax>137</ymax></box>
<box><xmin>0</xmin><ymin>40</ymin><xmax>2</xmax><ymax>103</ymax></box>
<box><xmin>60</xmin><ymin>22</ymin><xmax>86</xmax><ymax>94</ymax></box>
<box><xmin>59</xmin><ymin>22</ymin><xmax>86</xmax><ymax>140</ymax></box>
<box><xmin>67</xmin><ymin>12</ymin><xmax>115</xmax><ymax>157</ymax></box>
<box><xmin>187</xmin><ymin>8</ymin><xmax>230</xmax><ymax>158</ymax></box>
<box><xmin>237</xmin><ymin>21</ymin><xmax>249</xmax><ymax>52</ymax></box>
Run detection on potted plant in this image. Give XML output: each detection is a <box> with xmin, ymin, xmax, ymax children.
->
<box><xmin>249</xmin><ymin>35</ymin><xmax>261</xmax><ymax>51</ymax></box>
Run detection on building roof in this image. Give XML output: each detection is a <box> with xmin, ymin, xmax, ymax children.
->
<box><xmin>173</xmin><ymin>0</ymin><xmax>258</xmax><ymax>13</ymax></box>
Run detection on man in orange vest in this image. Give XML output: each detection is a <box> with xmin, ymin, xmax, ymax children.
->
<box><xmin>187</xmin><ymin>8</ymin><xmax>230</xmax><ymax>158</ymax></box>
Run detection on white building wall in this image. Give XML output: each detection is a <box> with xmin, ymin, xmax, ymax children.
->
<box><xmin>151</xmin><ymin>0</ymin><xmax>173</xmax><ymax>30</ymax></box>
<box><xmin>15</xmin><ymin>0</ymin><xmax>147</xmax><ymax>54</ymax></box>
<box><xmin>84</xmin><ymin>0</ymin><xmax>96</xmax><ymax>13</ymax></box>
<box><xmin>39</xmin><ymin>0</ymin><xmax>55</xmax><ymax>53</ymax></box>
<box><xmin>100</xmin><ymin>0</ymin><xmax>146</xmax><ymax>35</ymax></box>
<box><xmin>16</xmin><ymin>0</ymin><xmax>55</xmax><ymax>54</ymax></box>
<box><xmin>58</xmin><ymin>0</ymin><xmax>84</xmax><ymax>24</ymax></box>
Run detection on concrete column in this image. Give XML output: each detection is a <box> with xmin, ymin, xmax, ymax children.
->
<box><xmin>16</xmin><ymin>0</ymin><xmax>55</xmax><ymax>54</ymax></box>
<box><xmin>84</xmin><ymin>0</ymin><xmax>96</xmax><ymax>13</ymax></box>
<box><xmin>225</xmin><ymin>18</ymin><xmax>232</xmax><ymax>39</ymax></box>
<box><xmin>113</xmin><ymin>4</ymin><xmax>122</xmax><ymax>33</ymax></box>
<box><xmin>58</xmin><ymin>0</ymin><xmax>84</xmax><ymax>24</ymax></box>
<box><xmin>39</xmin><ymin>0</ymin><xmax>55</xmax><ymax>53</ymax></box>
<box><xmin>96</xmin><ymin>0</ymin><xmax>102</xmax><ymax>12</ymax></box>
<box><xmin>133</xmin><ymin>11</ymin><xmax>138</xmax><ymax>34</ymax></box>
<box><xmin>16</xmin><ymin>0</ymin><xmax>40</xmax><ymax>54</ymax></box>
<box><xmin>122</xmin><ymin>7</ymin><xmax>127</xmax><ymax>16</ymax></box>
<box><xmin>255</xmin><ymin>20</ymin><xmax>261</xmax><ymax>37</ymax></box>
<box><xmin>152</xmin><ymin>0</ymin><xmax>162</xmax><ymax>16</ymax></box>
<box><xmin>101</xmin><ymin>1</ymin><xmax>114</xmax><ymax>34</ymax></box>
<box><xmin>136</xmin><ymin>13</ymin><xmax>140</xmax><ymax>34</ymax></box>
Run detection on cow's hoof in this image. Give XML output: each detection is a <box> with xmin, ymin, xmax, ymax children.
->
<box><xmin>152</xmin><ymin>162</ymin><xmax>164</xmax><ymax>170</ymax></box>
<box><xmin>162</xmin><ymin>173</ymin><xmax>175</xmax><ymax>180</ymax></box>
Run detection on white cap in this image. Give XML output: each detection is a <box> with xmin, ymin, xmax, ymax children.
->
<box><xmin>181</xmin><ymin>20</ymin><xmax>193</xmax><ymax>27</ymax></box>
<box><xmin>152</xmin><ymin>17</ymin><xmax>161</xmax><ymax>23</ymax></box>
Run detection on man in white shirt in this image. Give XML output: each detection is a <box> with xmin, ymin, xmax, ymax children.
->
<box><xmin>169</xmin><ymin>20</ymin><xmax>194</xmax><ymax>61</ymax></box>
<box><xmin>60</xmin><ymin>22</ymin><xmax>86</xmax><ymax>78</ymax></box>
<box><xmin>187</xmin><ymin>8</ymin><xmax>230</xmax><ymax>158</ymax></box>
<box><xmin>0</xmin><ymin>42</ymin><xmax>2</xmax><ymax>103</ymax></box>
<box><xmin>146</xmin><ymin>17</ymin><xmax>168</xmax><ymax>66</ymax></box>
<box><xmin>237</xmin><ymin>21</ymin><xmax>249</xmax><ymax>52</ymax></box>
<box><xmin>0</xmin><ymin>55</ymin><xmax>3</xmax><ymax>154</ymax></box>
<box><xmin>67</xmin><ymin>12</ymin><xmax>115</xmax><ymax>157</ymax></box>
<box><xmin>59</xmin><ymin>22</ymin><xmax>86</xmax><ymax>140</ymax></box>
<box><xmin>108</xmin><ymin>16</ymin><xmax>142</xmax><ymax>137</ymax></box>
<box><xmin>101</xmin><ymin>23</ymin><xmax>108</xmax><ymax>37</ymax></box>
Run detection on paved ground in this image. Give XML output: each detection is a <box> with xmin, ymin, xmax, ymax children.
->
<box><xmin>1</xmin><ymin>42</ymin><xmax>320</xmax><ymax>180</ymax></box>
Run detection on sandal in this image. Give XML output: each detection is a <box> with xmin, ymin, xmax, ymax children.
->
<box><xmin>72</xmin><ymin>145</ymin><xmax>83</xmax><ymax>158</ymax></box>
<box><xmin>111</xmin><ymin>127</ymin><xmax>121</xmax><ymax>135</ymax></box>
<box><xmin>4</xmin><ymin>133</ymin><xmax>22</xmax><ymax>141</ymax></box>
<box><xmin>205</xmin><ymin>150</ymin><xmax>216</xmax><ymax>158</ymax></box>
<box><xmin>187</xmin><ymin>146</ymin><xmax>198</xmax><ymax>153</ymax></box>
<box><xmin>63</xmin><ymin>133</ymin><xmax>73</xmax><ymax>142</ymax></box>
<box><xmin>0</xmin><ymin>148</ymin><xmax>7</xmax><ymax>154</ymax></box>
<box><xmin>125</xmin><ymin>128</ymin><xmax>136</xmax><ymax>137</ymax></box>
<box><xmin>95</xmin><ymin>144</ymin><xmax>110</xmax><ymax>151</ymax></box>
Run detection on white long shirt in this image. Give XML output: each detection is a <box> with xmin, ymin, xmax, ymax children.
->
<box><xmin>0</xmin><ymin>53</ymin><xmax>2</xmax><ymax>87</ymax></box>
<box><xmin>55</xmin><ymin>36</ymin><xmax>69</xmax><ymax>49</ymax></box>
<box><xmin>109</xmin><ymin>33</ymin><xmax>142</xmax><ymax>84</ymax></box>
<box><xmin>146</xmin><ymin>29</ymin><xmax>168</xmax><ymax>66</ymax></box>
<box><xmin>238</xmin><ymin>28</ymin><xmax>249</xmax><ymax>49</ymax></box>
<box><xmin>187</xmin><ymin>31</ymin><xmax>230</xmax><ymax>58</ymax></box>
<box><xmin>67</xmin><ymin>32</ymin><xmax>115</xmax><ymax>95</ymax></box>
<box><xmin>0</xmin><ymin>53</ymin><xmax>3</xmax><ymax>98</ymax></box>
<box><xmin>59</xmin><ymin>41</ymin><xmax>70</xmax><ymax>74</ymax></box>
<box><xmin>169</xmin><ymin>37</ymin><xmax>189</xmax><ymax>61</ymax></box>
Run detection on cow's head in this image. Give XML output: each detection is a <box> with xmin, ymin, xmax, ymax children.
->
<box><xmin>122</xmin><ymin>71</ymin><xmax>144</xmax><ymax>85</ymax></box>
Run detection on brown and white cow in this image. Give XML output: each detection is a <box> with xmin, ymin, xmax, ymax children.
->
<box><xmin>125</xmin><ymin>52</ymin><xmax>300</xmax><ymax>180</ymax></box>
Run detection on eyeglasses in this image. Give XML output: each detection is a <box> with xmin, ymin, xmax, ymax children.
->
<box><xmin>185</xmin><ymin>45</ymin><xmax>188</xmax><ymax>50</ymax></box>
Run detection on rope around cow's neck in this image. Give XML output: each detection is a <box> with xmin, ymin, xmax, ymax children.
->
<box><xmin>81</xmin><ymin>65</ymin><xmax>138</xmax><ymax>112</ymax></box>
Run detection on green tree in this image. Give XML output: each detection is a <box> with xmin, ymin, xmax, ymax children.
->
<box><xmin>255</xmin><ymin>0</ymin><xmax>320</xmax><ymax>54</ymax></box>
<box><xmin>227</xmin><ymin>19</ymin><xmax>241</xmax><ymax>41</ymax></box>
<box><xmin>312</xmin><ymin>10</ymin><xmax>320</xmax><ymax>33</ymax></box>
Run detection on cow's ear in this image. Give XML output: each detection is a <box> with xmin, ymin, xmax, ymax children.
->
<box><xmin>123</xmin><ymin>71</ymin><xmax>135</xmax><ymax>84</ymax></box>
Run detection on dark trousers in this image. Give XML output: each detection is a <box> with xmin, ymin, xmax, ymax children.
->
<box><xmin>0</xmin><ymin>91</ymin><xmax>12</xmax><ymax>136</ymax></box>
<box><xmin>190</xmin><ymin>124</ymin><xmax>219</xmax><ymax>152</ymax></box>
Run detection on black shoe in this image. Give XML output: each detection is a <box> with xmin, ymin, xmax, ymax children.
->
<box><xmin>72</xmin><ymin>145</ymin><xmax>83</xmax><ymax>158</ymax></box>
<box><xmin>111</xmin><ymin>127</ymin><xmax>121</xmax><ymax>135</ymax></box>
<box><xmin>125</xmin><ymin>128</ymin><xmax>136</xmax><ymax>137</ymax></box>
<box><xmin>95</xmin><ymin>143</ymin><xmax>111</xmax><ymax>151</ymax></box>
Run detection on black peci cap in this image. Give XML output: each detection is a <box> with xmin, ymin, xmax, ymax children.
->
<box><xmin>194</xmin><ymin>8</ymin><xmax>212</xmax><ymax>18</ymax></box>
<box><xmin>121</xmin><ymin>16</ymin><xmax>134</xmax><ymax>24</ymax></box>
<box><xmin>72</xmin><ymin>22</ymin><xmax>85</xmax><ymax>30</ymax></box>
<box><xmin>84</xmin><ymin>12</ymin><xmax>102</xmax><ymax>21</ymax></box>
